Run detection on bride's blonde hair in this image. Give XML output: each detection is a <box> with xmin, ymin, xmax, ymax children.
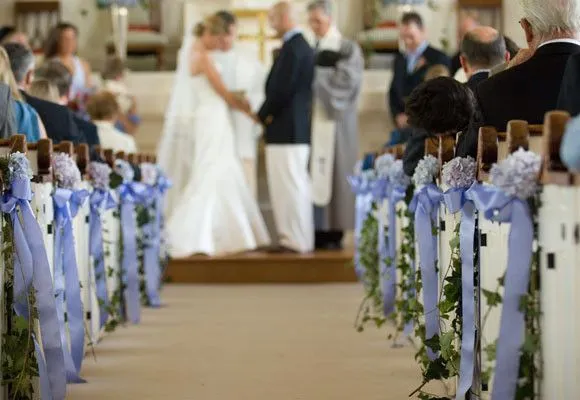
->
<box><xmin>193</xmin><ymin>15</ymin><xmax>228</xmax><ymax>38</ymax></box>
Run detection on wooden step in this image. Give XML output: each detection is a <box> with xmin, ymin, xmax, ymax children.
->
<box><xmin>165</xmin><ymin>250</ymin><xmax>357</xmax><ymax>283</ymax></box>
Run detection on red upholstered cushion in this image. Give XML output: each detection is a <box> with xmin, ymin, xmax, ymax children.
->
<box><xmin>376</xmin><ymin>20</ymin><xmax>398</xmax><ymax>29</ymax></box>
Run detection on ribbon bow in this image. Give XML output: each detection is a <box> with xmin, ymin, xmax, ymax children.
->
<box><xmin>348</xmin><ymin>175</ymin><xmax>376</xmax><ymax>280</ymax></box>
<box><xmin>1</xmin><ymin>177</ymin><xmax>67</xmax><ymax>399</ymax></box>
<box><xmin>117</xmin><ymin>181</ymin><xmax>149</xmax><ymax>324</ymax></box>
<box><xmin>409</xmin><ymin>183</ymin><xmax>443</xmax><ymax>360</ymax></box>
<box><xmin>465</xmin><ymin>182</ymin><xmax>534</xmax><ymax>400</ymax></box>
<box><xmin>89</xmin><ymin>189</ymin><xmax>118</xmax><ymax>328</ymax></box>
<box><xmin>444</xmin><ymin>186</ymin><xmax>477</xmax><ymax>399</ymax></box>
<box><xmin>53</xmin><ymin>187</ymin><xmax>88</xmax><ymax>384</ymax></box>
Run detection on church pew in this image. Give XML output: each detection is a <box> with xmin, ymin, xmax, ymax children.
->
<box><xmin>74</xmin><ymin>144</ymin><xmax>102</xmax><ymax>347</ymax></box>
<box><xmin>475</xmin><ymin>111</ymin><xmax>576</xmax><ymax>398</ymax></box>
<box><xmin>537</xmin><ymin>111</ymin><xmax>577</xmax><ymax>399</ymax></box>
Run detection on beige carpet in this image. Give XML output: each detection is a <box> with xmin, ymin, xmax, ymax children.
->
<box><xmin>68</xmin><ymin>284</ymin><xmax>434</xmax><ymax>400</ymax></box>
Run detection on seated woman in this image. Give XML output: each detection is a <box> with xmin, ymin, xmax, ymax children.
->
<box><xmin>402</xmin><ymin>77</ymin><xmax>478</xmax><ymax>176</ymax></box>
<box><xmin>43</xmin><ymin>23</ymin><xmax>93</xmax><ymax>105</ymax></box>
<box><xmin>0</xmin><ymin>47</ymin><xmax>46</xmax><ymax>142</ymax></box>
<box><xmin>86</xmin><ymin>90</ymin><xmax>137</xmax><ymax>153</ymax></box>
<box><xmin>385</xmin><ymin>64</ymin><xmax>451</xmax><ymax>148</ymax></box>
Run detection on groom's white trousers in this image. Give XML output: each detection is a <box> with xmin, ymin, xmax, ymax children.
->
<box><xmin>265</xmin><ymin>144</ymin><xmax>314</xmax><ymax>253</ymax></box>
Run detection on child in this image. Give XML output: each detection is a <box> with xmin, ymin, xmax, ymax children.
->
<box><xmin>101</xmin><ymin>57</ymin><xmax>140</xmax><ymax>135</ymax></box>
<box><xmin>29</xmin><ymin>79</ymin><xmax>60</xmax><ymax>103</ymax></box>
<box><xmin>87</xmin><ymin>90</ymin><xmax>137</xmax><ymax>153</ymax></box>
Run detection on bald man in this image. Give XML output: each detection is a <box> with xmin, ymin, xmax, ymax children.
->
<box><xmin>454</xmin><ymin>26</ymin><xmax>509</xmax><ymax>158</ymax></box>
<box><xmin>451</xmin><ymin>13</ymin><xmax>480</xmax><ymax>75</ymax></box>
<box><xmin>459</xmin><ymin>26</ymin><xmax>508</xmax><ymax>90</ymax></box>
<box><xmin>256</xmin><ymin>1</ymin><xmax>316</xmax><ymax>253</ymax></box>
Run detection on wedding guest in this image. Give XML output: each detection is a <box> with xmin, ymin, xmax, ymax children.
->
<box><xmin>388</xmin><ymin>12</ymin><xmax>450</xmax><ymax>146</ymax></box>
<box><xmin>43</xmin><ymin>22</ymin><xmax>93</xmax><ymax>102</ymax></box>
<box><xmin>0</xmin><ymin>26</ymin><xmax>29</xmax><ymax>48</ymax></box>
<box><xmin>425</xmin><ymin>64</ymin><xmax>450</xmax><ymax>80</ymax></box>
<box><xmin>0</xmin><ymin>82</ymin><xmax>15</xmax><ymax>138</ymax></box>
<box><xmin>33</xmin><ymin>59</ymin><xmax>100</xmax><ymax>152</ymax></box>
<box><xmin>490</xmin><ymin>36</ymin><xmax>519</xmax><ymax>76</ymax></box>
<box><xmin>102</xmin><ymin>56</ymin><xmax>140</xmax><ymax>135</ymax></box>
<box><xmin>0</xmin><ymin>47</ymin><xmax>46</xmax><ymax>142</ymax></box>
<box><xmin>307</xmin><ymin>0</ymin><xmax>363</xmax><ymax>250</ymax></box>
<box><xmin>3</xmin><ymin>42</ymin><xmax>87</xmax><ymax>145</ymax></box>
<box><xmin>87</xmin><ymin>91</ymin><xmax>137</xmax><ymax>153</ymax></box>
<box><xmin>451</xmin><ymin>11</ymin><xmax>479</xmax><ymax>76</ymax></box>
<box><xmin>386</xmin><ymin>63</ymin><xmax>449</xmax><ymax>149</ymax></box>
<box><xmin>459</xmin><ymin>27</ymin><xmax>506</xmax><ymax>91</ymax></box>
<box><xmin>403</xmin><ymin>77</ymin><xmax>478</xmax><ymax>176</ymax></box>
<box><xmin>29</xmin><ymin>79</ymin><xmax>60</xmax><ymax>103</ymax></box>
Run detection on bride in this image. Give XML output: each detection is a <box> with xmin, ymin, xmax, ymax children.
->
<box><xmin>158</xmin><ymin>15</ymin><xmax>271</xmax><ymax>257</ymax></box>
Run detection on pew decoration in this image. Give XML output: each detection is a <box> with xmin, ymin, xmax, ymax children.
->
<box><xmin>52</xmin><ymin>152</ymin><xmax>89</xmax><ymax>384</ymax></box>
<box><xmin>138</xmin><ymin>161</ymin><xmax>163</xmax><ymax>307</ymax></box>
<box><xmin>409</xmin><ymin>155</ymin><xmax>442</xmax><ymax>362</ymax></box>
<box><xmin>87</xmin><ymin>161</ymin><xmax>118</xmax><ymax>331</ymax></box>
<box><xmin>0</xmin><ymin>152</ymin><xmax>67</xmax><ymax>400</ymax></box>
<box><xmin>470</xmin><ymin>148</ymin><xmax>543</xmax><ymax>400</ymax></box>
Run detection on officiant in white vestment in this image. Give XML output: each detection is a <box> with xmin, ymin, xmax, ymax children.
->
<box><xmin>213</xmin><ymin>11</ymin><xmax>266</xmax><ymax>198</ymax></box>
<box><xmin>307</xmin><ymin>1</ymin><xmax>363</xmax><ymax>249</ymax></box>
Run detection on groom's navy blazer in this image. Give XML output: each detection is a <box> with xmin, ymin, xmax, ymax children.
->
<box><xmin>258</xmin><ymin>32</ymin><xmax>315</xmax><ymax>145</ymax></box>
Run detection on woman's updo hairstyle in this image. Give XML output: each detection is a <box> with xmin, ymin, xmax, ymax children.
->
<box><xmin>194</xmin><ymin>15</ymin><xmax>228</xmax><ymax>38</ymax></box>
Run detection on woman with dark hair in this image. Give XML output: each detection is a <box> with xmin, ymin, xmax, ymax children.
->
<box><xmin>402</xmin><ymin>77</ymin><xmax>479</xmax><ymax>176</ymax></box>
<box><xmin>43</xmin><ymin>22</ymin><xmax>92</xmax><ymax>102</ymax></box>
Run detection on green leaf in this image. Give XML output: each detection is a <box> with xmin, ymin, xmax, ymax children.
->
<box><xmin>482</xmin><ymin>289</ymin><xmax>502</xmax><ymax>307</ymax></box>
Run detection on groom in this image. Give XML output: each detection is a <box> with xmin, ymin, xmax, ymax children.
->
<box><xmin>253</xmin><ymin>1</ymin><xmax>316</xmax><ymax>253</ymax></box>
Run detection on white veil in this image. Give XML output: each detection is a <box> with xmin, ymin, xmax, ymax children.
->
<box><xmin>157</xmin><ymin>23</ymin><xmax>198</xmax><ymax>216</ymax></box>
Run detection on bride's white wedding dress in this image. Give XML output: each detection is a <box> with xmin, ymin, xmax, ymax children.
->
<box><xmin>159</xmin><ymin>42</ymin><xmax>271</xmax><ymax>257</ymax></box>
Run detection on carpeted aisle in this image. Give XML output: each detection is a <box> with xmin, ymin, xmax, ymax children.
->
<box><xmin>68</xmin><ymin>284</ymin><xmax>426</xmax><ymax>400</ymax></box>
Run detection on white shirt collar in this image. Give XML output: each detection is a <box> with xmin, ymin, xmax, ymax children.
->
<box><xmin>538</xmin><ymin>38</ymin><xmax>580</xmax><ymax>49</ymax></box>
<box><xmin>316</xmin><ymin>26</ymin><xmax>342</xmax><ymax>51</ymax></box>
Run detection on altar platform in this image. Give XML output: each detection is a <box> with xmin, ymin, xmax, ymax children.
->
<box><xmin>166</xmin><ymin>250</ymin><xmax>356</xmax><ymax>284</ymax></box>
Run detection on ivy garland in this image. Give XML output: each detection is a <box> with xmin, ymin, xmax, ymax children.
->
<box><xmin>103</xmin><ymin>171</ymin><xmax>125</xmax><ymax>332</ymax></box>
<box><xmin>136</xmin><ymin>204</ymin><xmax>154</xmax><ymax>306</ymax></box>
<box><xmin>354</xmin><ymin>202</ymin><xmax>387</xmax><ymax>332</ymax></box>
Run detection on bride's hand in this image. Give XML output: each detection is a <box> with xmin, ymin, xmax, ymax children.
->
<box><xmin>232</xmin><ymin>95</ymin><xmax>252</xmax><ymax>114</ymax></box>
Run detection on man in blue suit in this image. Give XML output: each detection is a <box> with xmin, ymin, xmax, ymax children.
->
<box><xmin>255</xmin><ymin>1</ymin><xmax>315</xmax><ymax>253</ymax></box>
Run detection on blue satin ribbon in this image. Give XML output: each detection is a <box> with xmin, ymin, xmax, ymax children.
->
<box><xmin>466</xmin><ymin>183</ymin><xmax>534</xmax><ymax>400</ymax></box>
<box><xmin>89</xmin><ymin>189</ymin><xmax>118</xmax><ymax>328</ymax></box>
<box><xmin>53</xmin><ymin>187</ymin><xmax>89</xmax><ymax>384</ymax></box>
<box><xmin>1</xmin><ymin>177</ymin><xmax>67</xmax><ymax>400</ymax></box>
<box><xmin>118</xmin><ymin>181</ymin><xmax>149</xmax><ymax>324</ymax></box>
<box><xmin>444</xmin><ymin>187</ymin><xmax>477</xmax><ymax>399</ymax></box>
<box><xmin>409</xmin><ymin>183</ymin><xmax>443</xmax><ymax>360</ymax></box>
<box><xmin>348</xmin><ymin>175</ymin><xmax>375</xmax><ymax>280</ymax></box>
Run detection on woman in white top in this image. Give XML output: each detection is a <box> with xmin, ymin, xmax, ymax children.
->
<box><xmin>87</xmin><ymin>91</ymin><xmax>137</xmax><ymax>153</ymax></box>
